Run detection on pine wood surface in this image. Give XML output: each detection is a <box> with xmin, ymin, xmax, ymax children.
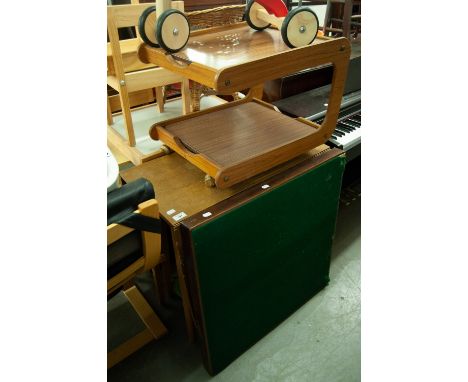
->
<box><xmin>107</xmin><ymin>3</ymin><xmax>188</xmax><ymax>150</ymax></box>
<box><xmin>107</xmin><ymin>38</ymin><xmax>156</xmax><ymax>75</ymax></box>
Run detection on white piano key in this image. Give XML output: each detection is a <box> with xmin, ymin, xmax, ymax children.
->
<box><xmin>330</xmin><ymin>126</ymin><xmax>361</xmax><ymax>151</ymax></box>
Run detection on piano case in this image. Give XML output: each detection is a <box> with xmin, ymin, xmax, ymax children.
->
<box><xmin>180</xmin><ymin>148</ymin><xmax>346</xmax><ymax>375</ymax></box>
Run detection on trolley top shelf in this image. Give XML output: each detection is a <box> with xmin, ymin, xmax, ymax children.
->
<box><xmin>138</xmin><ymin>22</ymin><xmax>350</xmax><ymax>94</ymax></box>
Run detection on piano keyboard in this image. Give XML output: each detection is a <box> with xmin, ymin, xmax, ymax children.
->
<box><xmin>314</xmin><ymin>103</ymin><xmax>361</xmax><ymax>152</ymax></box>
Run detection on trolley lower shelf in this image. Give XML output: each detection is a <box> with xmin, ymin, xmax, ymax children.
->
<box><xmin>150</xmin><ymin>98</ymin><xmax>332</xmax><ymax>188</ymax></box>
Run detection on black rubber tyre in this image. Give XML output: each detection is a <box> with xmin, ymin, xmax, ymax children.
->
<box><xmin>138</xmin><ymin>6</ymin><xmax>159</xmax><ymax>48</ymax></box>
<box><xmin>245</xmin><ymin>0</ymin><xmax>271</xmax><ymax>31</ymax></box>
<box><xmin>281</xmin><ymin>7</ymin><xmax>319</xmax><ymax>49</ymax></box>
<box><xmin>156</xmin><ymin>9</ymin><xmax>190</xmax><ymax>54</ymax></box>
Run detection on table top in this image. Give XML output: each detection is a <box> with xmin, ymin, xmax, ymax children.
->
<box><xmin>162</xmin><ymin>101</ymin><xmax>318</xmax><ymax>167</ymax></box>
<box><xmin>120</xmin><ymin>144</ymin><xmax>336</xmax><ymax>227</ymax></box>
<box><xmin>175</xmin><ymin>24</ymin><xmax>329</xmax><ymax>71</ymax></box>
<box><xmin>138</xmin><ymin>23</ymin><xmax>350</xmax><ymax>94</ymax></box>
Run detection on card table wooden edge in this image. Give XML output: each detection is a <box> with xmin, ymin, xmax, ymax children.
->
<box><xmin>119</xmin><ymin>143</ymin><xmax>338</xmax><ymax>227</ymax></box>
<box><xmin>182</xmin><ymin>147</ymin><xmax>345</xmax><ymax>231</ymax></box>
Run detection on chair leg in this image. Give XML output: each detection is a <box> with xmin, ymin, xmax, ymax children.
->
<box><xmin>107</xmin><ymin>96</ymin><xmax>113</xmax><ymax>125</ymax></box>
<box><xmin>107</xmin><ymin>328</ymin><xmax>154</xmax><ymax>369</ymax></box>
<box><xmin>181</xmin><ymin>79</ymin><xmax>192</xmax><ymax>114</ymax></box>
<box><xmin>124</xmin><ymin>285</ymin><xmax>167</xmax><ymax>339</ymax></box>
<box><xmin>107</xmin><ymin>285</ymin><xmax>167</xmax><ymax>369</ymax></box>
<box><xmin>342</xmin><ymin>0</ymin><xmax>353</xmax><ymax>39</ymax></box>
<box><xmin>152</xmin><ymin>261</ymin><xmax>172</xmax><ymax>306</ymax></box>
<box><xmin>151</xmin><ymin>268</ymin><xmax>163</xmax><ymax>306</ymax></box>
<box><xmin>190</xmin><ymin>82</ymin><xmax>203</xmax><ymax>113</ymax></box>
<box><xmin>118</xmin><ymin>86</ymin><xmax>136</xmax><ymax>147</ymax></box>
<box><xmin>155</xmin><ymin>86</ymin><xmax>165</xmax><ymax>113</ymax></box>
<box><xmin>323</xmin><ymin>0</ymin><xmax>332</xmax><ymax>36</ymax></box>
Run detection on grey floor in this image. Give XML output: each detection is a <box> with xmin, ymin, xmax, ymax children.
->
<box><xmin>108</xmin><ymin>191</ymin><xmax>361</xmax><ymax>382</ymax></box>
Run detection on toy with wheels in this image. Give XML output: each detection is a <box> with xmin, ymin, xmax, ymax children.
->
<box><xmin>245</xmin><ymin>0</ymin><xmax>319</xmax><ymax>48</ymax></box>
<box><xmin>139</xmin><ymin>0</ymin><xmax>319</xmax><ymax>54</ymax></box>
<box><xmin>139</xmin><ymin>0</ymin><xmax>190</xmax><ymax>53</ymax></box>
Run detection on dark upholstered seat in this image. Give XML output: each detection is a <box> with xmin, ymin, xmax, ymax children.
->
<box><xmin>107</xmin><ymin>177</ymin><xmax>167</xmax><ymax>368</ymax></box>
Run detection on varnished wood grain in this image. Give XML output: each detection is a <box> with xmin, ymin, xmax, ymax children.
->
<box><xmin>107</xmin><ymin>124</ymin><xmax>166</xmax><ymax>165</ymax></box>
<box><xmin>108</xmin><ymin>88</ymin><xmax>155</xmax><ymax>113</ymax></box>
<box><xmin>163</xmin><ymin>102</ymin><xmax>316</xmax><ymax>167</ymax></box>
<box><xmin>107</xmin><ymin>38</ymin><xmax>156</xmax><ymax>75</ymax></box>
<box><xmin>153</xmin><ymin>99</ymin><xmax>343</xmax><ymax>188</ymax></box>
<box><xmin>137</xmin><ymin>23</ymin><xmax>343</xmax><ymax>94</ymax></box>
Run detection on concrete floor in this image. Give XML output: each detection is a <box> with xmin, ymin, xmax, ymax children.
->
<box><xmin>108</xmin><ymin>190</ymin><xmax>361</xmax><ymax>382</ymax></box>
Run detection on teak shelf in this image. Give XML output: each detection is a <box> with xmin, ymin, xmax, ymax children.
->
<box><xmin>139</xmin><ymin>22</ymin><xmax>351</xmax><ymax>188</ymax></box>
<box><xmin>152</xmin><ymin>98</ymin><xmax>331</xmax><ymax>188</ymax></box>
<box><xmin>138</xmin><ymin>22</ymin><xmax>350</xmax><ymax>95</ymax></box>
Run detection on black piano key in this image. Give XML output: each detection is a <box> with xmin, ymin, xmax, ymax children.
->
<box><xmin>340</xmin><ymin>121</ymin><xmax>357</xmax><ymax>129</ymax></box>
<box><xmin>340</xmin><ymin>122</ymin><xmax>358</xmax><ymax>131</ymax></box>
<box><xmin>333</xmin><ymin>130</ymin><xmax>345</xmax><ymax>137</ymax></box>
<box><xmin>336</xmin><ymin>124</ymin><xmax>350</xmax><ymax>132</ymax></box>
<box><xmin>337</xmin><ymin>124</ymin><xmax>353</xmax><ymax>133</ymax></box>
<box><xmin>344</xmin><ymin>119</ymin><xmax>360</xmax><ymax>127</ymax></box>
<box><xmin>331</xmin><ymin>135</ymin><xmax>339</xmax><ymax>140</ymax></box>
<box><xmin>347</xmin><ymin>118</ymin><xmax>361</xmax><ymax>125</ymax></box>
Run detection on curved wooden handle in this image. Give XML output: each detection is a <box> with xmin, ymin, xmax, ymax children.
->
<box><xmin>173</xmin><ymin>136</ymin><xmax>198</xmax><ymax>154</ymax></box>
<box><xmin>150</xmin><ymin>127</ymin><xmax>197</xmax><ymax>154</ymax></box>
<box><xmin>149</xmin><ymin>124</ymin><xmax>160</xmax><ymax>140</ymax></box>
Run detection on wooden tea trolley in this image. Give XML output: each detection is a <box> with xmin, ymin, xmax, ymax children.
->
<box><xmin>137</xmin><ymin>18</ymin><xmax>350</xmax><ymax>188</ymax></box>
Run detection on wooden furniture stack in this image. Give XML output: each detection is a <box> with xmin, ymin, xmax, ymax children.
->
<box><xmin>108</xmin><ymin>3</ymin><xmax>354</xmax><ymax>374</ymax></box>
<box><xmin>138</xmin><ymin>22</ymin><xmax>350</xmax><ymax>187</ymax></box>
<box><xmin>107</xmin><ymin>2</ymin><xmax>191</xmax><ymax>165</ymax></box>
<box><xmin>120</xmin><ymin>144</ymin><xmax>347</xmax><ymax>374</ymax></box>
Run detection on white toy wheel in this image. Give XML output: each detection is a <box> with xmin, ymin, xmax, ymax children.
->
<box><xmin>138</xmin><ymin>6</ymin><xmax>159</xmax><ymax>47</ymax></box>
<box><xmin>156</xmin><ymin>9</ymin><xmax>190</xmax><ymax>53</ymax></box>
<box><xmin>245</xmin><ymin>0</ymin><xmax>271</xmax><ymax>31</ymax></box>
<box><xmin>281</xmin><ymin>7</ymin><xmax>319</xmax><ymax>48</ymax></box>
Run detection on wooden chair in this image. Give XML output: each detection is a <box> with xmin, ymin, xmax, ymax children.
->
<box><xmin>107</xmin><ymin>3</ymin><xmax>191</xmax><ymax>164</ymax></box>
<box><xmin>322</xmin><ymin>0</ymin><xmax>360</xmax><ymax>40</ymax></box>
<box><xmin>107</xmin><ymin>179</ymin><xmax>168</xmax><ymax>368</ymax></box>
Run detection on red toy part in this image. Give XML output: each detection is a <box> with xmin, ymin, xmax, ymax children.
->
<box><xmin>254</xmin><ymin>0</ymin><xmax>288</xmax><ymax>18</ymax></box>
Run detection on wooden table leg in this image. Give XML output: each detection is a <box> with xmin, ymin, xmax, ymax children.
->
<box><xmin>155</xmin><ymin>86</ymin><xmax>165</xmax><ymax>113</ymax></box>
<box><xmin>171</xmin><ymin>226</ymin><xmax>195</xmax><ymax>343</ymax></box>
<box><xmin>107</xmin><ymin>96</ymin><xmax>113</xmax><ymax>125</ymax></box>
<box><xmin>181</xmin><ymin>78</ymin><xmax>192</xmax><ymax>114</ymax></box>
